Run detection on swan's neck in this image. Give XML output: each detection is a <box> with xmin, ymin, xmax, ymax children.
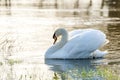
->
<box><xmin>58</xmin><ymin>31</ymin><xmax>68</xmax><ymax>47</ymax></box>
<box><xmin>51</xmin><ymin>30</ymin><xmax>68</xmax><ymax>53</ymax></box>
<box><xmin>45</xmin><ymin>29</ymin><xmax>68</xmax><ymax>57</ymax></box>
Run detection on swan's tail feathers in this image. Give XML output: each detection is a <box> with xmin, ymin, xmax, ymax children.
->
<box><xmin>102</xmin><ymin>39</ymin><xmax>109</xmax><ymax>47</ymax></box>
<box><xmin>105</xmin><ymin>39</ymin><xmax>109</xmax><ymax>45</ymax></box>
<box><xmin>90</xmin><ymin>50</ymin><xmax>108</xmax><ymax>58</ymax></box>
<box><xmin>99</xmin><ymin>39</ymin><xmax>109</xmax><ymax>49</ymax></box>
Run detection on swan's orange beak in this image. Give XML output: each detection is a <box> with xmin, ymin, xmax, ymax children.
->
<box><xmin>53</xmin><ymin>33</ymin><xmax>57</xmax><ymax>44</ymax></box>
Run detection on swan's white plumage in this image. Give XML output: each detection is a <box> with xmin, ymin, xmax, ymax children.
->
<box><xmin>45</xmin><ymin>28</ymin><xmax>108</xmax><ymax>59</ymax></box>
<box><xmin>91</xmin><ymin>50</ymin><xmax>108</xmax><ymax>58</ymax></box>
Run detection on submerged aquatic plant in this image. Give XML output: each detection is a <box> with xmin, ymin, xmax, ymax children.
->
<box><xmin>7</xmin><ymin>59</ymin><xmax>22</xmax><ymax>65</ymax></box>
<box><xmin>53</xmin><ymin>73</ymin><xmax>59</xmax><ymax>80</ymax></box>
<box><xmin>0</xmin><ymin>62</ymin><xmax>3</xmax><ymax>65</ymax></box>
<box><xmin>53</xmin><ymin>67</ymin><xmax>120</xmax><ymax>80</ymax></box>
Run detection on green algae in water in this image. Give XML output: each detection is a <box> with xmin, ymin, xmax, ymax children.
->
<box><xmin>53</xmin><ymin>67</ymin><xmax>120</xmax><ymax>80</ymax></box>
<box><xmin>7</xmin><ymin>59</ymin><xmax>22</xmax><ymax>65</ymax></box>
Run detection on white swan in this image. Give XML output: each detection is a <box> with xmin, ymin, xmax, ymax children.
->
<box><xmin>45</xmin><ymin>28</ymin><xmax>108</xmax><ymax>59</ymax></box>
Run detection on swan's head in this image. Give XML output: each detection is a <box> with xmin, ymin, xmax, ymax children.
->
<box><xmin>53</xmin><ymin>28</ymin><xmax>67</xmax><ymax>44</ymax></box>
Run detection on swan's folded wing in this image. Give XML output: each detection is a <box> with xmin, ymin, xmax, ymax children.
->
<box><xmin>64</xmin><ymin>29</ymin><xmax>106</xmax><ymax>59</ymax></box>
<box><xmin>68</xmin><ymin>38</ymin><xmax>95</xmax><ymax>58</ymax></box>
<box><xmin>69</xmin><ymin>29</ymin><xmax>83</xmax><ymax>39</ymax></box>
<box><xmin>69</xmin><ymin>29</ymin><xmax>93</xmax><ymax>39</ymax></box>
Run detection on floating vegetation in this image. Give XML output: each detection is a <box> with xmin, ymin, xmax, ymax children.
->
<box><xmin>7</xmin><ymin>59</ymin><xmax>22</xmax><ymax>65</ymax></box>
<box><xmin>0</xmin><ymin>62</ymin><xmax>3</xmax><ymax>65</ymax></box>
<box><xmin>53</xmin><ymin>67</ymin><xmax>120</xmax><ymax>80</ymax></box>
<box><xmin>108</xmin><ymin>61</ymin><xmax>120</xmax><ymax>65</ymax></box>
<box><xmin>53</xmin><ymin>73</ymin><xmax>59</xmax><ymax>80</ymax></box>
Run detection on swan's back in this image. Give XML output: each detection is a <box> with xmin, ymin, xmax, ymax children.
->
<box><xmin>62</xmin><ymin>29</ymin><xmax>106</xmax><ymax>58</ymax></box>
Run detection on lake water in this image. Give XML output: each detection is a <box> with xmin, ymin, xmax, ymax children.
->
<box><xmin>0</xmin><ymin>0</ymin><xmax>120</xmax><ymax>80</ymax></box>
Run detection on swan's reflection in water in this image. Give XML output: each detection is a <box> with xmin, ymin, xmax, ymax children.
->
<box><xmin>45</xmin><ymin>59</ymin><xmax>106</xmax><ymax>80</ymax></box>
<box><xmin>46</xmin><ymin>59</ymin><xmax>95</xmax><ymax>72</ymax></box>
